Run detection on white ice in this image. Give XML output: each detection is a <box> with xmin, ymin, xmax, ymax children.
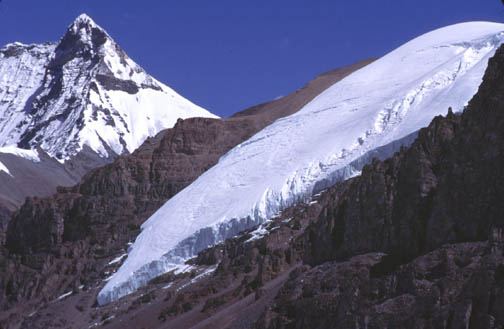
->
<box><xmin>108</xmin><ymin>253</ymin><xmax>128</xmax><ymax>265</ymax></box>
<box><xmin>57</xmin><ymin>291</ymin><xmax>73</xmax><ymax>300</ymax></box>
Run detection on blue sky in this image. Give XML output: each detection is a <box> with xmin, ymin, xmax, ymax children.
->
<box><xmin>0</xmin><ymin>1</ymin><xmax>502</xmax><ymax>117</ymax></box>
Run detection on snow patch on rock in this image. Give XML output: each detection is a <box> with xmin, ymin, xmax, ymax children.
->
<box><xmin>0</xmin><ymin>160</ymin><xmax>11</xmax><ymax>177</ymax></box>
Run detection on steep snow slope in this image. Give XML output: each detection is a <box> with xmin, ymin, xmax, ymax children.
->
<box><xmin>99</xmin><ymin>22</ymin><xmax>504</xmax><ymax>305</ymax></box>
<box><xmin>0</xmin><ymin>14</ymin><xmax>217</xmax><ymax>161</ymax></box>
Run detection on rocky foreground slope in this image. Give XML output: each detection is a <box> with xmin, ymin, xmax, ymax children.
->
<box><xmin>2</xmin><ymin>41</ymin><xmax>503</xmax><ymax>329</ymax></box>
<box><xmin>0</xmin><ymin>56</ymin><xmax>372</xmax><ymax>328</ymax></box>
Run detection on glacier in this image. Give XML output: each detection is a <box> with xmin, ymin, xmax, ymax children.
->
<box><xmin>0</xmin><ymin>14</ymin><xmax>217</xmax><ymax>161</ymax></box>
<box><xmin>98</xmin><ymin>22</ymin><xmax>504</xmax><ymax>305</ymax></box>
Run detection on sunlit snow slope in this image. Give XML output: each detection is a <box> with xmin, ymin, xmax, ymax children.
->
<box><xmin>0</xmin><ymin>14</ymin><xmax>217</xmax><ymax>161</ymax></box>
<box><xmin>99</xmin><ymin>22</ymin><xmax>504</xmax><ymax>305</ymax></box>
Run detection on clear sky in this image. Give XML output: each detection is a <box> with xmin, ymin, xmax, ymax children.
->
<box><xmin>0</xmin><ymin>1</ymin><xmax>502</xmax><ymax>117</ymax></box>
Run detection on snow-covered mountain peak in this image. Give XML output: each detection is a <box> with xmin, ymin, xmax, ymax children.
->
<box><xmin>59</xmin><ymin>13</ymin><xmax>110</xmax><ymax>53</ymax></box>
<box><xmin>53</xmin><ymin>14</ymin><xmax>155</xmax><ymax>92</ymax></box>
<box><xmin>98</xmin><ymin>21</ymin><xmax>504</xmax><ymax>305</ymax></box>
<box><xmin>70</xmin><ymin>13</ymin><xmax>99</xmax><ymax>31</ymax></box>
<box><xmin>0</xmin><ymin>14</ymin><xmax>217</xmax><ymax>161</ymax></box>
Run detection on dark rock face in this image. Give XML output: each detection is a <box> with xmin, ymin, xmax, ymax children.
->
<box><xmin>94</xmin><ymin>74</ymin><xmax>139</xmax><ymax>94</ymax></box>
<box><xmin>261</xmin><ymin>243</ymin><xmax>504</xmax><ymax>329</ymax></box>
<box><xmin>0</xmin><ymin>150</ymin><xmax>92</xmax><ymax>246</ymax></box>
<box><xmin>0</xmin><ymin>60</ymin><xmax>372</xmax><ymax>328</ymax></box>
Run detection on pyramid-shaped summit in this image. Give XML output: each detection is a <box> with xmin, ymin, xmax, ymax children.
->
<box><xmin>56</xmin><ymin>13</ymin><xmax>112</xmax><ymax>55</ymax></box>
<box><xmin>0</xmin><ymin>14</ymin><xmax>218</xmax><ymax>161</ymax></box>
<box><xmin>71</xmin><ymin>13</ymin><xmax>99</xmax><ymax>28</ymax></box>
